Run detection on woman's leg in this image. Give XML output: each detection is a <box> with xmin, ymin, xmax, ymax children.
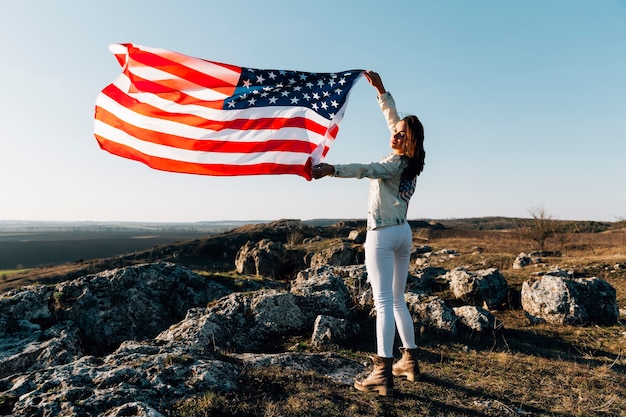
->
<box><xmin>392</xmin><ymin>223</ymin><xmax>417</xmax><ymax>349</ymax></box>
<box><xmin>364</xmin><ymin>227</ymin><xmax>396</xmax><ymax>358</ymax></box>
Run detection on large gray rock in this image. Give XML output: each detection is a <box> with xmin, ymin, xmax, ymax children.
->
<box><xmin>521</xmin><ymin>275</ymin><xmax>619</xmax><ymax>325</ymax></box>
<box><xmin>0</xmin><ymin>284</ymin><xmax>54</xmax><ymax>327</ymax></box>
<box><xmin>157</xmin><ymin>289</ymin><xmax>305</xmax><ymax>352</ymax></box>
<box><xmin>309</xmin><ymin>242</ymin><xmax>359</xmax><ymax>268</ymax></box>
<box><xmin>54</xmin><ymin>262</ymin><xmax>231</xmax><ymax>352</ymax></box>
<box><xmin>234</xmin><ymin>239</ymin><xmax>286</xmax><ymax>277</ymax></box>
<box><xmin>445</xmin><ymin>267</ymin><xmax>509</xmax><ymax>310</ymax></box>
<box><xmin>310</xmin><ymin>315</ymin><xmax>360</xmax><ymax>347</ymax></box>
<box><xmin>291</xmin><ymin>265</ymin><xmax>357</xmax><ymax>324</ymax></box>
<box><xmin>0</xmin><ymin>323</ymin><xmax>82</xmax><ymax>379</ymax></box>
<box><xmin>405</xmin><ymin>292</ymin><xmax>458</xmax><ymax>335</ymax></box>
<box><xmin>453</xmin><ymin>306</ymin><xmax>501</xmax><ymax>332</ymax></box>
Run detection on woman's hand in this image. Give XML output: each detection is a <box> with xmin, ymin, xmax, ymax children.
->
<box><xmin>312</xmin><ymin>163</ymin><xmax>334</xmax><ymax>179</ymax></box>
<box><xmin>364</xmin><ymin>70</ymin><xmax>386</xmax><ymax>96</ymax></box>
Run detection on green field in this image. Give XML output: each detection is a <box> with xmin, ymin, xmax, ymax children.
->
<box><xmin>0</xmin><ymin>230</ymin><xmax>210</xmax><ymax>270</ymax></box>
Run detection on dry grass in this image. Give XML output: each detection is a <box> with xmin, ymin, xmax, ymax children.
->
<box><xmin>171</xmin><ymin>229</ymin><xmax>626</xmax><ymax>417</ymax></box>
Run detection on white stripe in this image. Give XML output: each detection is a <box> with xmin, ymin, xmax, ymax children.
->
<box><xmin>95</xmin><ymin>93</ymin><xmax>327</xmax><ymax>145</ymax></box>
<box><xmin>110</xmin><ymin>74</ymin><xmax>331</xmax><ymax>126</ymax></box>
<box><xmin>94</xmin><ymin>120</ymin><xmax>314</xmax><ymax>166</ymax></box>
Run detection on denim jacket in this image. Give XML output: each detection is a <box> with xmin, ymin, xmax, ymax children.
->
<box><xmin>332</xmin><ymin>92</ymin><xmax>417</xmax><ymax>230</ymax></box>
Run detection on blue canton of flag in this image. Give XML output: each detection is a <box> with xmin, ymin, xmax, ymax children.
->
<box><xmin>225</xmin><ymin>68</ymin><xmax>363</xmax><ymax>120</ymax></box>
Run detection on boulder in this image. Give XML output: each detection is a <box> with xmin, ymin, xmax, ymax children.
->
<box><xmin>445</xmin><ymin>267</ymin><xmax>509</xmax><ymax>310</ymax></box>
<box><xmin>309</xmin><ymin>242</ymin><xmax>359</xmax><ymax>268</ymax></box>
<box><xmin>54</xmin><ymin>262</ymin><xmax>231</xmax><ymax>353</ymax></box>
<box><xmin>310</xmin><ymin>315</ymin><xmax>360</xmax><ymax>347</ymax></box>
<box><xmin>157</xmin><ymin>290</ymin><xmax>305</xmax><ymax>352</ymax></box>
<box><xmin>291</xmin><ymin>265</ymin><xmax>356</xmax><ymax>324</ymax></box>
<box><xmin>453</xmin><ymin>306</ymin><xmax>501</xmax><ymax>332</ymax></box>
<box><xmin>405</xmin><ymin>292</ymin><xmax>458</xmax><ymax>335</ymax></box>
<box><xmin>234</xmin><ymin>239</ymin><xmax>286</xmax><ymax>277</ymax></box>
<box><xmin>521</xmin><ymin>275</ymin><xmax>619</xmax><ymax>325</ymax></box>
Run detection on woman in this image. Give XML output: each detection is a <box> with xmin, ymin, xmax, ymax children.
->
<box><xmin>312</xmin><ymin>70</ymin><xmax>425</xmax><ymax>397</ymax></box>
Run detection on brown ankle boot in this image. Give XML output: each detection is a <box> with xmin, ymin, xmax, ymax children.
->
<box><xmin>392</xmin><ymin>347</ymin><xmax>420</xmax><ymax>382</ymax></box>
<box><xmin>354</xmin><ymin>355</ymin><xmax>394</xmax><ymax>396</ymax></box>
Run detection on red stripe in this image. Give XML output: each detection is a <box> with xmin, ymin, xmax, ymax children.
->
<box><xmin>95</xmin><ymin>106</ymin><xmax>318</xmax><ymax>153</ymax></box>
<box><xmin>126</xmin><ymin>45</ymin><xmax>240</xmax><ymax>93</ymax></box>
<box><xmin>95</xmin><ymin>135</ymin><xmax>313</xmax><ymax>180</ymax></box>
<box><xmin>101</xmin><ymin>83</ymin><xmax>329</xmax><ymax>136</ymax></box>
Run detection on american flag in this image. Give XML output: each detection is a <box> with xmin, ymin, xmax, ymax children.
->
<box><xmin>94</xmin><ymin>43</ymin><xmax>363</xmax><ymax>180</ymax></box>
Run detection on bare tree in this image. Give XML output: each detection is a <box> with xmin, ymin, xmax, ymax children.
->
<box><xmin>523</xmin><ymin>204</ymin><xmax>557</xmax><ymax>252</ymax></box>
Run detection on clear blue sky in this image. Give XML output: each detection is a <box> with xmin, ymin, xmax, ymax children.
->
<box><xmin>1</xmin><ymin>1</ymin><xmax>625</xmax><ymax>223</ymax></box>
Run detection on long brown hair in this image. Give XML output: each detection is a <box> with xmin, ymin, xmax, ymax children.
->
<box><xmin>400</xmin><ymin>115</ymin><xmax>425</xmax><ymax>180</ymax></box>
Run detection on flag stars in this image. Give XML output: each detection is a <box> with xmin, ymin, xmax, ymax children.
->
<box><xmin>231</xmin><ymin>68</ymin><xmax>362</xmax><ymax>119</ymax></box>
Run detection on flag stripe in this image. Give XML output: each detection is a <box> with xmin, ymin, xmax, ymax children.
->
<box><xmin>126</xmin><ymin>49</ymin><xmax>239</xmax><ymax>94</ymax></box>
<box><xmin>95</xmin><ymin>135</ymin><xmax>312</xmax><ymax>177</ymax></box>
<box><xmin>99</xmin><ymin>83</ymin><xmax>330</xmax><ymax>136</ymax></box>
<box><xmin>95</xmin><ymin>122</ymin><xmax>313</xmax><ymax>165</ymax></box>
<box><xmin>94</xmin><ymin>107</ymin><xmax>319</xmax><ymax>154</ymax></box>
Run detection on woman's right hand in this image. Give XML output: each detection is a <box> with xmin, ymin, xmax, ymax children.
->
<box><xmin>312</xmin><ymin>163</ymin><xmax>334</xmax><ymax>179</ymax></box>
<box><xmin>364</xmin><ymin>70</ymin><xmax>386</xmax><ymax>95</ymax></box>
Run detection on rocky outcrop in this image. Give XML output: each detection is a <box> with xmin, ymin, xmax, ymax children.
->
<box><xmin>0</xmin><ymin>231</ymin><xmax>620</xmax><ymax>416</ymax></box>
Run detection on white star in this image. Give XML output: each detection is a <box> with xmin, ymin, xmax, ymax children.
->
<box><xmin>303</xmin><ymin>93</ymin><xmax>311</xmax><ymax>100</ymax></box>
<box><xmin>281</xmin><ymin>90</ymin><xmax>290</xmax><ymax>97</ymax></box>
<box><xmin>228</xmin><ymin>101</ymin><xmax>236</xmax><ymax>108</ymax></box>
<box><xmin>320</xmin><ymin>101</ymin><xmax>328</xmax><ymax>110</ymax></box>
<box><xmin>312</xmin><ymin>92</ymin><xmax>320</xmax><ymax>100</ymax></box>
<box><xmin>329</xmin><ymin>112</ymin><xmax>336</xmax><ymax>119</ymax></box>
<box><xmin>293</xmin><ymin>85</ymin><xmax>302</xmax><ymax>91</ymax></box>
<box><xmin>323</xmin><ymin>91</ymin><xmax>330</xmax><ymax>97</ymax></box>
<box><xmin>252</xmin><ymin>89</ymin><xmax>260</xmax><ymax>95</ymax></box>
<box><xmin>288</xmin><ymin>78</ymin><xmax>296</xmax><ymax>84</ymax></box>
<box><xmin>290</xmin><ymin>97</ymin><xmax>300</xmax><ymax>104</ymax></box>
<box><xmin>317</xmin><ymin>79</ymin><xmax>325</xmax><ymax>88</ymax></box>
<box><xmin>243</xmin><ymin>79</ymin><xmax>252</xmax><ymax>88</ymax></box>
<box><xmin>256</xmin><ymin>74</ymin><xmax>265</xmax><ymax>84</ymax></box>
<box><xmin>261</xmin><ymin>91</ymin><xmax>269</xmax><ymax>97</ymax></box>
<box><xmin>338</xmin><ymin>77</ymin><xmax>347</xmax><ymax>85</ymax></box>
<box><xmin>276</xmin><ymin>82</ymin><xmax>284</xmax><ymax>89</ymax></box>
<box><xmin>334</xmin><ymin>88</ymin><xmax>343</xmax><ymax>95</ymax></box>
<box><xmin>306</xmin><ymin>82</ymin><xmax>314</xmax><ymax>89</ymax></box>
<box><xmin>331</xmin><ymin>100</ymin><xmax>339</xmax><ymax>108</ymax></box>
<box><xmin>269</xmin><ymin>96</ymin><xmax>278</xmax><ymax>104</ymax></box>
<box><xmin>299</xmin><ymin>73</ymin><xmax>308</xmax><ymax>80</ymax></box>
<box><xmin>328</xmin><ymin>79</ymin><xmax>336</xmax><ymax>87</ymax></box>
<box><xmin>248</xmin><ymin>98</ymin><xmax>257</xmax><ymax>106</ymax></box>
<box><xmin>312</xmin><ymin>103</ymin><xmax>319</xmax><ymax>111</ymax></box>
<box><xmin>268</xmin><ymin>72</ymin><xmax>277</xmax><ymax>80</ymax></box>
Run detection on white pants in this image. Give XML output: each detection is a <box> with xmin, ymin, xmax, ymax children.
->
<box><xmin>365</xmin><ymin>222</ymin><xmax>417</xmax><ymax>358</ymax></box>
